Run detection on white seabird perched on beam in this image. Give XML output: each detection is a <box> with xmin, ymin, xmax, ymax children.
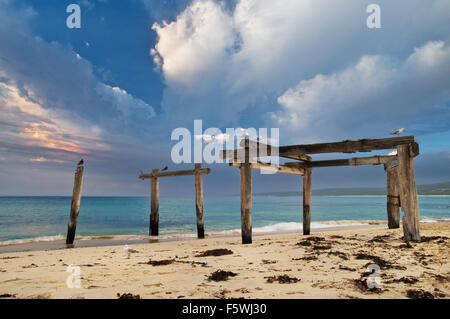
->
<box><xmin>390</xmin><ymin>128</ymin><xmax>405</xmax><ymax>136</ymax></box>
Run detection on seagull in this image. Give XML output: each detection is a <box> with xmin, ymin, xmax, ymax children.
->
<box><xmin>77</xmin><ymin>159</ymin><xmax>84</xmax><ymax>166</ymax></box>
<box><xmin>390</xmin><ymin>128</ymin><xmax>405</xmax><ymax>136</ymax></box>
<box><xmin>124</xmin><ymin>244</ymin><xmax>138</xmax><ymax>258</ymax></box>
<box><xmin>162</xmin><ymin>166</ymin><xmax>168</xmax><ymax>171</ymax></box>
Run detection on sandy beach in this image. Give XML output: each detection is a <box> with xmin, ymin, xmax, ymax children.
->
<box><xmin>0</xmin><ymin>222</ymin><xmax>449</xmax><ymax>299</ymax></box>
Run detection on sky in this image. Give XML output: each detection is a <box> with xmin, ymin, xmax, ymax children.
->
<box><xmin>0</xmin><ymin>0</ymin><xmax>449</xmax><ymax>196</ymax></box>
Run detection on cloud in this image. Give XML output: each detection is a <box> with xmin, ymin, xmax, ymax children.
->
<box><xmin>0</xmin><ymin>0</ymin><xmax>157</xmax><ymax>164</ymax></box>
<box><xmin>29</xmin><ymin>157</ymin><xmax>65</xmax><ymax>163</ymax></box>
<box><xmin>0</xmin><ymin>0</ymin><xmax>167</xmax><ymax>196</ymax></box>
<box><xmin>0</xmin><ymin>79</ymin><xmax>109</xmax><ymax>162</ymax></box>
<box><xmin>96</xmin><ymin>83</ymin><xmax>156</xmax><ymax>119</ymax></box>
<box><xmin>272</xmin><ymin>41</ymin><xmax>450</xmax><ymax>139</ymax></box>
<box><xmin>195</xmin><ymin>133</ymin><xmax>230</xmax><ymax>144</ymax></box>
<box><xmin>0</xmin><ymin>1</ymin><xmax>155</xmax><ymax>131</ymax></box>
<box><xmin>151</xmin><ymin>0</ymin><xmax>235</xmax><ymax>87</ymax></box>
<box><xmin>149</xmin><ymin>0</ymin><xmax>450</xmax><ymax>133</ymax></box>
<box><xmin>388</xmin><ymin>151</ymin><xmax>398</xmax><ymax>156</ymax></box>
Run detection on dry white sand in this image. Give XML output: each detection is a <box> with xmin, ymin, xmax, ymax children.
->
<box><xmin>0</xmin><ymin>222</ymin><xmax>449</xmax><ymax>299</ymax></box>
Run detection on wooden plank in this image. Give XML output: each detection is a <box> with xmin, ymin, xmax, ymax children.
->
<box><xmin>240</xmin><ymin>138</ymin><xmax>252</xmax><ymax>244</ymax></box>
<box><xmin>237</xmin><ymin>140</ymin><xmax>312</xmax><ymax>161</ymax></box>
<box><xmin>150</xmin><ymin>169</ymin><xmax>159</xmax><ymax>236</ymax></box>
<box><xmin>397</xmin><ymin>145</ymin><xmax>420</xmax><ymax>242</ymax></box>
<box><xmin>278</xmin><ymin>136</ymin><xmax>414</xmax><ymax>156</ymax></box>
<box><xmin>225</xmin><ymin>137</ymin><xmax>415</xmax><ymax>161</ymax></box>
<box><xmin>285</xmin><ymin>155</ymin><xmax>397</xmax><ymax>168</ymax></box>
<box><xmin>222</xmin><ymin>148</ymin><xmax>312</xmax><ymax>162</ymax></box>
<box><xmin>303</xmin><ymin>167</ymin><xmax>312</xmax><ymax>235</ymax></box>
<box><xmin>195</xmin><ymin>164</ymin><xmax>205</xmax><ymax>239</ymax></box>
<box><xmin>66</xmin><ymin>162</ymin><xmax>84</xmax><ymax>246</ymax></box>
<box><xmin>139</xmin><ymin>168</ymin><xmax>210</xmax><ymax>179</ymax></box>
<box><xmin>311</xmin><ymin>155</ymin><xmax>397</xmax><ymax>167</ymax></box>
<box><xmin>229</xmin><ymin>161</ymin><xmax>305</xmax><ymax>175</ymax></box>
<box><xmin>386</xmin><ymin>167</ymin><xmax>400</xmax><ymax>229</ymax></box>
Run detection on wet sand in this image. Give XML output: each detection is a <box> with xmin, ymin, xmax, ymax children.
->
<box><xmin>0</xmin><ymin>223</ymin><xmax>385</xmax><ymax>254</ymax></box>
<box><xmin>0</xmin><ymin>222</ymin><xmax>449</xmax><ymax>299</ymax></box>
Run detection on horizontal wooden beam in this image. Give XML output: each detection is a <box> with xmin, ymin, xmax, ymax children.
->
<box><xmin>236</xmin><ymin>140</ymin><xmax>312</xmax><ymax>162</ymax></box>
<box><xmin>221</xmin><ymin>147</ymin><xmax>312</xmax><ymax>162</ymax></box>
<box><xmin>230</xmin><ymin>161</ymin><xmax>305</xmax><ymax>175</ymax></box>
<box><xmin>285</xmin><ymin>155</ymin><xmax>397</xmax><ymax>169</ymax></box>
<box><xmin>139</xmin><ymin>168</ymin><xmax>210</xmax><ymax>179</ymax></box>
<box><xmin>279</xmin><ymin>136</ymin><xmax>415</xmax><ymax>157</ymax></box>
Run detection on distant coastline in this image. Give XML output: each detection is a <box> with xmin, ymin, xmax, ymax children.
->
<box><xmin>255</xmin><ymin>181</ymin><xmax>450</xmax><ymax>196</ymax></box>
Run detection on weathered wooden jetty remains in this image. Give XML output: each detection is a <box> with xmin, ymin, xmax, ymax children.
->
<box><xmin>66</xmin><ymin>161</ymin><xmax>84</xmax><ymax>246</ymax></box>
<box><xmin>139</xmin><ymin>164</ymin><xmax>210</xmax><ymax>238</ymax></box>
<box><xmin>222</xmin><ymin>136</ymin><xmax>421</xmax><ymax>244</ymax></box>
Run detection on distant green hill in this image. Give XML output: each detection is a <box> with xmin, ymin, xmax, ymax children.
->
<box><xmin>255</xmin><ymin>181</ymin><xmax>450</xmax><ymax>196</ymax></box>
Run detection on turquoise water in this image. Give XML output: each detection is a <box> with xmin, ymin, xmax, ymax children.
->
<box><xmin>0</xmin><ymin>196</ymin><xmax>449</xmax><ymax>243</ymax></box>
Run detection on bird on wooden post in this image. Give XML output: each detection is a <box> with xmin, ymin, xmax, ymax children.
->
<box><xmin>390</xmin><ymin>128</ymin><xmax>405</xmax><ymax>136</ymax></box>
<box><xmin>77</xmin><ymin>159</ymin><xmax>84</xmax><ymax>166</ymax></box>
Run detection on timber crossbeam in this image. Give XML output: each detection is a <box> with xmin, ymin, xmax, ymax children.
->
<box><xmin>229</xmin><ymin>161</ymin><xmax>305</xmax><ymax>175</ymax></box>
<box><xmin>285</xmin><ymin>155</ymin><xmax>398</xmax><ymax>169</ymax></box>
<box><xmin>139</xmin><ymin>168</ymin><xmax>210</xmax><ymax>179</ymax></box>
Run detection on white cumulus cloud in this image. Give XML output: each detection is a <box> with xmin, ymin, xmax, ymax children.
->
<box><xmin>273</xmin><ymin>41</ymin><xmax>450</xmax><ymax>139</ymax></box>
<box><xmin>148</xmin><ymin>0</ymin><xmax>450</xmax><ymax>133</ymax></box>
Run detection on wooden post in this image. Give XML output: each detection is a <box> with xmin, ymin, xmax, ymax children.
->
<box><xmin>303</xmin><ymin>167</ymin><xmax>312</xmax><ymax>235</ymax></box>
<box><xmin>385</xmin><ymin>166</ymin><xmax>400</xmax><ymax>229</ymax></box>
<box><xmin>195</xmin><ymin>164</ymin><xmax>205</xmax><ymax>239</ymax></box>
<box><xmin>66</xmin><ymin>162</ymin><xmax>84</xmax><ymax>246</ymax></box>
<box><xmin>397</xmin><ymin>144</ymin><xmax>420</xmax><ymax>242</ymax></box>
<box><xmin>240</xmin><ymin>138</ymin><xmax>252</xmax><ymax>244</ymax></box>
<box><xmin>150</xmin><ymin>169</ymin><xmax>159</xmax><ymax>236</ymax></box>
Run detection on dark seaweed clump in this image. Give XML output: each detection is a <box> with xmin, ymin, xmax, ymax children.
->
<box><xmin>265</xmin><ymin>275</ymin><xmax>300</xmax><ymax>284</ymax></box>
<box><xmin>420</xmin><ymin>236</ymin><xmax>449</xmax><ymax>243</ymax></box>
<box><xmin>368</xmin><ymin>235</ymin><xmax>391</xmax><ymax>243</ymax></box>
<box><xmin>196</xmin><ymin>248</ymin><xmax>233</xmax><ymax>257</ymax></box>
<box><xmin>353</xmin><ymin>278</ymin><xmax>382</xmax><ymax>293</ymax></box>
<box><xmin>208</xmin><ymin>270</ymin><xmax>237</xmax><ymax>282</ymax></box>
<box><xmin>292</xmin><ymin>255</ymin><xmax>318</xmax><ymax>261</ymax></box>
<box><xmin>406</xmin><ymin>289</ymin><xmax>434</xmax><ymax>299</ymax></box>
<box><xmin>144</xmin><ymin>259</ymin><xmax>175</xmax><ymax>266</ymax></box>
<box><xmin>386</xmin><ymin>277</ymin><xmax>419</xmax><ymax>284</ymax></box>
<box><xmin>354</xmin><ymin>253</ymin><xmax>405</xmax><ymax>270</ymax></box>
<box><xmin>117</xmin><ymin>293</ymin><xmax>141</xmax><ymax>299</ymax></box>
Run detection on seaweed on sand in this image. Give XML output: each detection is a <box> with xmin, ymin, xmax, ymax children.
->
<box><xmin>196</xmin><ymin>248</ymin><xmax>233</xmax><ymax>257</ymax></box>
<box><xmin>208</xmin><ymin>270</ymin><xmax>237</xmax><ymax>282</ymax></box>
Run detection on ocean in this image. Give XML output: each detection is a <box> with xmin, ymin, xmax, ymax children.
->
<box><xmin>0</xmin><ymin>195</ymin><xmax>449</xmax><ymax>244</ymax></box>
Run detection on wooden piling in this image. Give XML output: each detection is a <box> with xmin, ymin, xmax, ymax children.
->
<box><xmin>140</xmin><ymin>166</ymin><xmax>210</xmax><ymax>237</ymax></box>
<box><xmin>303</xmin><ymin>167</ymin><xmax>312</xmax><ymax>235</ymax></box>
<box><xmin>397</xmin><ymin>144</ymin><xmax>420</xmax><ymax>242</ymax></box>
<box><xmin>150</xmin><ymin>169</ymin><xmax>159</xmax><ymax>236</ymax></box>
<box><xmin>66</xmin><ymin>162</ymin><xmax>84</xmax><ymax>246</ymax></box>
<box><xmin>385</xmin><ymin>166</ymin><xmax>400</xmax><ymax>229</ymax></box>
<box><xmin>195</xmin><ymin>164</ymin><xmax>205</xmax><ymax>239</ymax></box>
<box><xmin>240</xmin><ymin>139</ymin><xmax>252</xmax><ymax>244</ymax></box>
